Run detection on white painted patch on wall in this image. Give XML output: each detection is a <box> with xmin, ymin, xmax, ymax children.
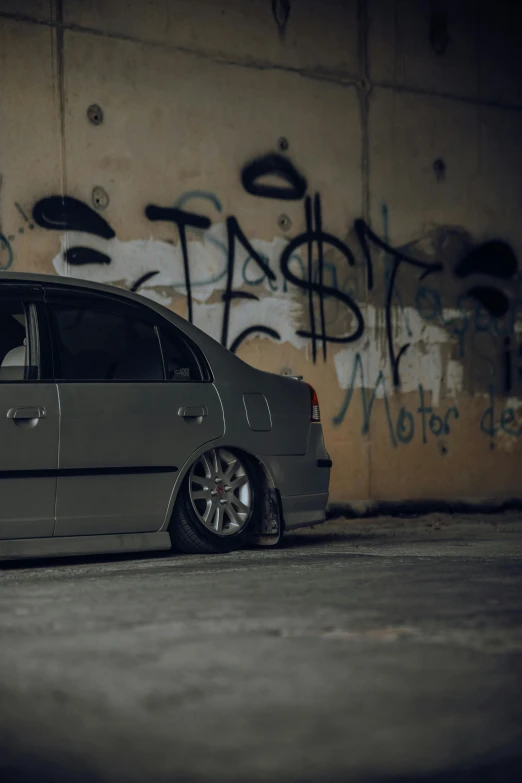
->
<box><xmin>193</xmin><ymin>297</ymin><xmax>307</xmax><ymax>350</ymax></box>
<box><xmin>51</xmin><ymin>227</ymin><xmax>302</xmax><ymax>303</ymax></box>
<box><xmin>333</xmin><ymin>306</ymin><xmax>461</xmax><ymax>406</ymax></box>
<box><xmin>444</xmin><ymin>359</ymin><xmax>464</xmax><ymax>399</ymax></box>
<box><xmin>50</xmin><ymin>227</ymin><xmax>309</xmax><ymax>350</ymax></box>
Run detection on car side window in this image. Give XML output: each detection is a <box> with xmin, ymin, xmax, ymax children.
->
<box><xmin>49</xmin><ymin>304</ymin><xmax>164</xmax><ymax>381</ymax></box>
<box><xmin>0</xmin><ymin>299</ymin><xmax>38</xmax><ymax>382</ymax></box>
<box><xmin>158</xmin><ymin>325</ymin><xmax>204</xmax><ymax>382</ymax></box>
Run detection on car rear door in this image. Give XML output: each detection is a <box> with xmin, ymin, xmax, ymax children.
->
<box><xmin>0</xmin><ymin>284</ymin><xmax>59</xmax><ymax>540</ymax></box>
<box><xmin>44</xmin><ymin>287</ymin><xmax>224</xmax><ymax>537</ymax></box>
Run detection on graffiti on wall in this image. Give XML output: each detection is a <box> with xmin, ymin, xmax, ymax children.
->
<box><xmin>271</xmin><ymin>0</ymin><xmax>292</xmax><ymax>39</ymax></box>
<box><xmin>30</xmin><ymin>152</ymin><xmax>447</xmax><ymax>377</ymax></box>
<box><xmin>2</xmin><ymin>149</ymin><xmax>521</xmax><ymax>448</ymax></box>
<box><xmin>332</xmin><ymin>352</ymin><xmax>460</xmax><ymax>448</ymax></box>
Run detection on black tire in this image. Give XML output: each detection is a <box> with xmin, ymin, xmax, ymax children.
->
<box><xmin>168</xmin><ymin>449</ymin><xmax>260</xmax><ymax>554</ymax></box>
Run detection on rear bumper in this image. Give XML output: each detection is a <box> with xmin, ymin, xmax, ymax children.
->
<box><xmin>262</xmin><ymin>424</ymin><xmax>331</xmax><ymax>531</ymax></box>
<box><xmin>280</xmin><ymin>491</ymin><xmax>329</xmax><ymax>530</ymax></box>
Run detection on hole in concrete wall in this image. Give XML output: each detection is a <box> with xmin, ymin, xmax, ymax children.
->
<box><xmin>277</xmin><ymin>213</ymin><xmax>292</xmax><ymax>231</ymax></box>
<box><xmin>91</xmin><ymin>186</ymin><xmax>110</xmax><ymax>211</ymax></box>
<box><xmin>87</xmin><ymin>104</ymin><xmax>104</xmax><ymax>125</ymax></box>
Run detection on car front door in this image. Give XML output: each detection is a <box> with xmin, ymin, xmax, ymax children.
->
<box><xmin>0</xmin><ymin>285</ymin><xmax>59</xmax><ymax>540</ymax></box>
<box><xmin>45</xmin><ymin>288</ymin><xmax>224</xmax><ymax>537</ymax></box>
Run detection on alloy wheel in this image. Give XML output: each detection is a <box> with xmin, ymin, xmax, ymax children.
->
<box><xmin>188</xmin><ymin>448</ymin><xmax>253</xmax><ymax>537</ymax></box>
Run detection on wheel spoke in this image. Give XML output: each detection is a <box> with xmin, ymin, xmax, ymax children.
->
<box><xmin>200</xmin><ymin>453</ymin><xmax>213</xmax><ymax>479</ymax></box>
<box><xmin>213</xmin><ymin>505</ymin><xmax>223</xmax><ymax>532</ymax></box>
<box><xmin>224</xmin><ymin>458</ymin><xmax>238</xmax><ymax>478</ymax></box>
<box><xmin>229</xmin><ymin>495</ymin><xmax>250</xmax><ymax>515</ymax></box>
<box><xmin>230</xmin><ymin>474</ymin><xmax>248</xmax><ymax>490</ymax></box>
<box><xmin>225</xmin><ymin>506</ymin><xmax>242</xmax><ymax>529</ymax></box>
<box><xmin>190</xmin><ymin>475</ymin><xmax>207</xmax><ymax>488</ymax></box>
<box><xmin>209</xmin><ymin>449</ymin><xmax>219</xmax><ymax>475</ymax></box>
<box><xmin>202</xmin><ymin>500</ymin><xmax>215</xmax><ymax>524</ymax></box>
<box><xmin>191</xmin><ymin>490</ymin><xmax>209</xmax><ymax>501</ymax></box>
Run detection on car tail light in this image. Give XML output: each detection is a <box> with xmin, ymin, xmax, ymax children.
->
<box><xmin>307</xmin><ymin>384</ymin><xmax>321</xmax><ymax>422</ymax></box>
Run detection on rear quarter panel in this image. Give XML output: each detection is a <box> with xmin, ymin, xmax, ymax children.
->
<box><xmin>152</xmin><ymin>309</ymin><xmax>314</xmax><ymax>458</ymax></box>
<box><xmin>215</xmin><ymin>370</ymin><xmax>311</xmax><ymax>456</ymax></box>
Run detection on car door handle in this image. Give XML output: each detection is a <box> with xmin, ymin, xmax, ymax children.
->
<box><xmin>7</xmin><ymin>406</ymin><xmax>46</xmax><ymax>420</ymax></box>
<box><xmin>178</xmin><ymin>406</ymin><xmax>208</xmax><ymax>418</ymax></box>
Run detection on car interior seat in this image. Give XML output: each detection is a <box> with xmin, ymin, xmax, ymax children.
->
<box><xmin>1</xmin><ymin>341</ymin><xmax>26</xmax><ymax>367</ymax></box>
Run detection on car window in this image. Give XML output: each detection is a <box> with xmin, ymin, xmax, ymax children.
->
<box><xmin>0</xmin><ymin>300</ymin><xmax>38</xmax><ymax>382</ymax></box>
<box><xmin>158</xmin><ymin>326</ymin><xmax>204</xmax><ymax>382</ymax></box>
<box><xmin>49</xmin><ymin>305</ymin><xmax>164</xmax><ymax>381</ymax></box>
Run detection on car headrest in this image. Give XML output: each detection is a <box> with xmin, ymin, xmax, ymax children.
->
<box><xmin>1</xmin><ymin>346</ymin><xmax>26</xmax><ymax>367</ymax></box>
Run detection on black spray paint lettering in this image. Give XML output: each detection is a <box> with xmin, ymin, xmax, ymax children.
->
<box><xmin>30</xmin><ymin>185</ymin><xmax>440</xmax><ymax>376</ymax></box>
<box><xmin>144</xmin><ymin>205</ymin><xmax>211</xmax><ymax>324</ymax></box>
<box><xmin>31</xmin><ymin>192</ymin><xmax>278</xmax><ymax>351</ymax></box>
<box><xmin>33</xmin><ymin>196</ymin><xmax>115</xmax><ymax>240</ymax></box>
<box><xmin>354</xmin><ymin>219</ymin><xmax>443</xmax><ymax>387</ymax></box>
<box><xmin>131</xmin><ymin>271</ymin><xmax>160</xmax><ymax>293</ymax></box>
<box><xmin>416</xmin><ymin>238</ymin><xmax>521</xmax><ymax>396</ymax></box>
<box><xmin>454</xmin><ymin>240</ymin><xmax>517</xmax><ymax>280</ymax></box>
<box><xmin>272</xmin><ymin>0</ymin><xmax>291</xmax><ymax>38</ymax></box>
<box><xmin>221</xmin><ymin>216</ymin><xmax>278</xmax><ymax>352</ymax></box>
<box><xmin>280</xmin><ymin>193</ymin><xmax>363</xmax><ymax>363</ymax></box>
<box><xmin>31</xmin><ymin>154</ymin><xmax>439</xmax><ymax>378</ymax></box>
<box><xmin>65</xmin><ymin>247</ymin><xmax>111</xmax><ymax>266</ymax></box>
<box><xmin>241</xmin><ymin>153</ymin><xmax>307</xmax><ymax>201</ymax></box>
<box><xmin>455</xmin><ymin>240</ymin><xmax>517</xmax><ymax>318</ymax></box>
<box><xmin>465</xmin><ymin>286</ymin><xmax>509</xmax><ymax>319</ymax></box>
<box><xmin>33</xmin><ymin>195</ymin><xmax>159</xmax><ymax>290</ymax></box>
<box><xmin>143</xmin><ymin>203</ymin><xmax>279</xmax><ymax>351</ymax></box>
<box><xmin>242</xmin><ymin>152</ymin><xmax>443</xmax><ymax>377</ymax></box>
<box><xmin>33</xmin><ymin>157</ymin><xmax>518</xmax><ymax>395</ymax></box>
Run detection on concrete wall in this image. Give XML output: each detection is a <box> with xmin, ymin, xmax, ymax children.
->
<box><xmin>1</xmin><ymin>0</ymin><xmax>522</xmax><ymax>506</ymax></box>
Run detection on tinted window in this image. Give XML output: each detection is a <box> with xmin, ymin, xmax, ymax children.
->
<box><xmin>159</xmin><ymin>326</ymin><xmax>203</xmax><ymax>382</ymax></box>
<box><xmin>0</xmin><ymin>300</ymin><xmax>37</xmax><ymax>382</ymax></box>
<box><xmin>50</xmin><ymin>305</ymin><xmax>164</xmax><ymax>381</ymax></box>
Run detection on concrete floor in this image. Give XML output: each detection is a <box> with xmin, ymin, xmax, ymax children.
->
<box><xmin>1</xmin><ymin>513</ymin><xmax>522</xmax><ymax>783</ymax></box>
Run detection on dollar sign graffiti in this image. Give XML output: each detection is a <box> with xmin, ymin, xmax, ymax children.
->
<box><xmin>280</xmin><ymin>193</ymin><xmax>364</xmax><ymax>362</ymax></box>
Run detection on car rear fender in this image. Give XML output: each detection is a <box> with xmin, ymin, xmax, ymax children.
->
<box><xmin>158</xmin><ymin>438</ymin><xmax>280</xmax><ymax>532</ymax></box>
<box><xmin>213</xmin><ymin>373</ymin><xmax>312</xmax><ymax>457</ymax></box>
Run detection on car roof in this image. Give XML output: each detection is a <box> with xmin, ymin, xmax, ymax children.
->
<box><xmin>0</xmin><ymin>270</ymin><xmax>225</xmax><ymax>360</ymax></box>
<box><xmin>1</xmin><ymin>271</ymin><xmax>149</xmax><ymax>302</ymax></box>
<box><xmin>0</xmin><ymin>270</ymin><xmax>193</xmax><ymax>323</ymax></box>
<box><xmin>0</xmin><ymin>272</ymin><xmax>298</xmax><ymax>390</ymax></box>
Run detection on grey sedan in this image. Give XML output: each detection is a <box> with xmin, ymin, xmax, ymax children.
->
<box><xmin>0</xmin><ymin>273</ymin><xmax>331</xmax><ymax>559</ymax></box>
